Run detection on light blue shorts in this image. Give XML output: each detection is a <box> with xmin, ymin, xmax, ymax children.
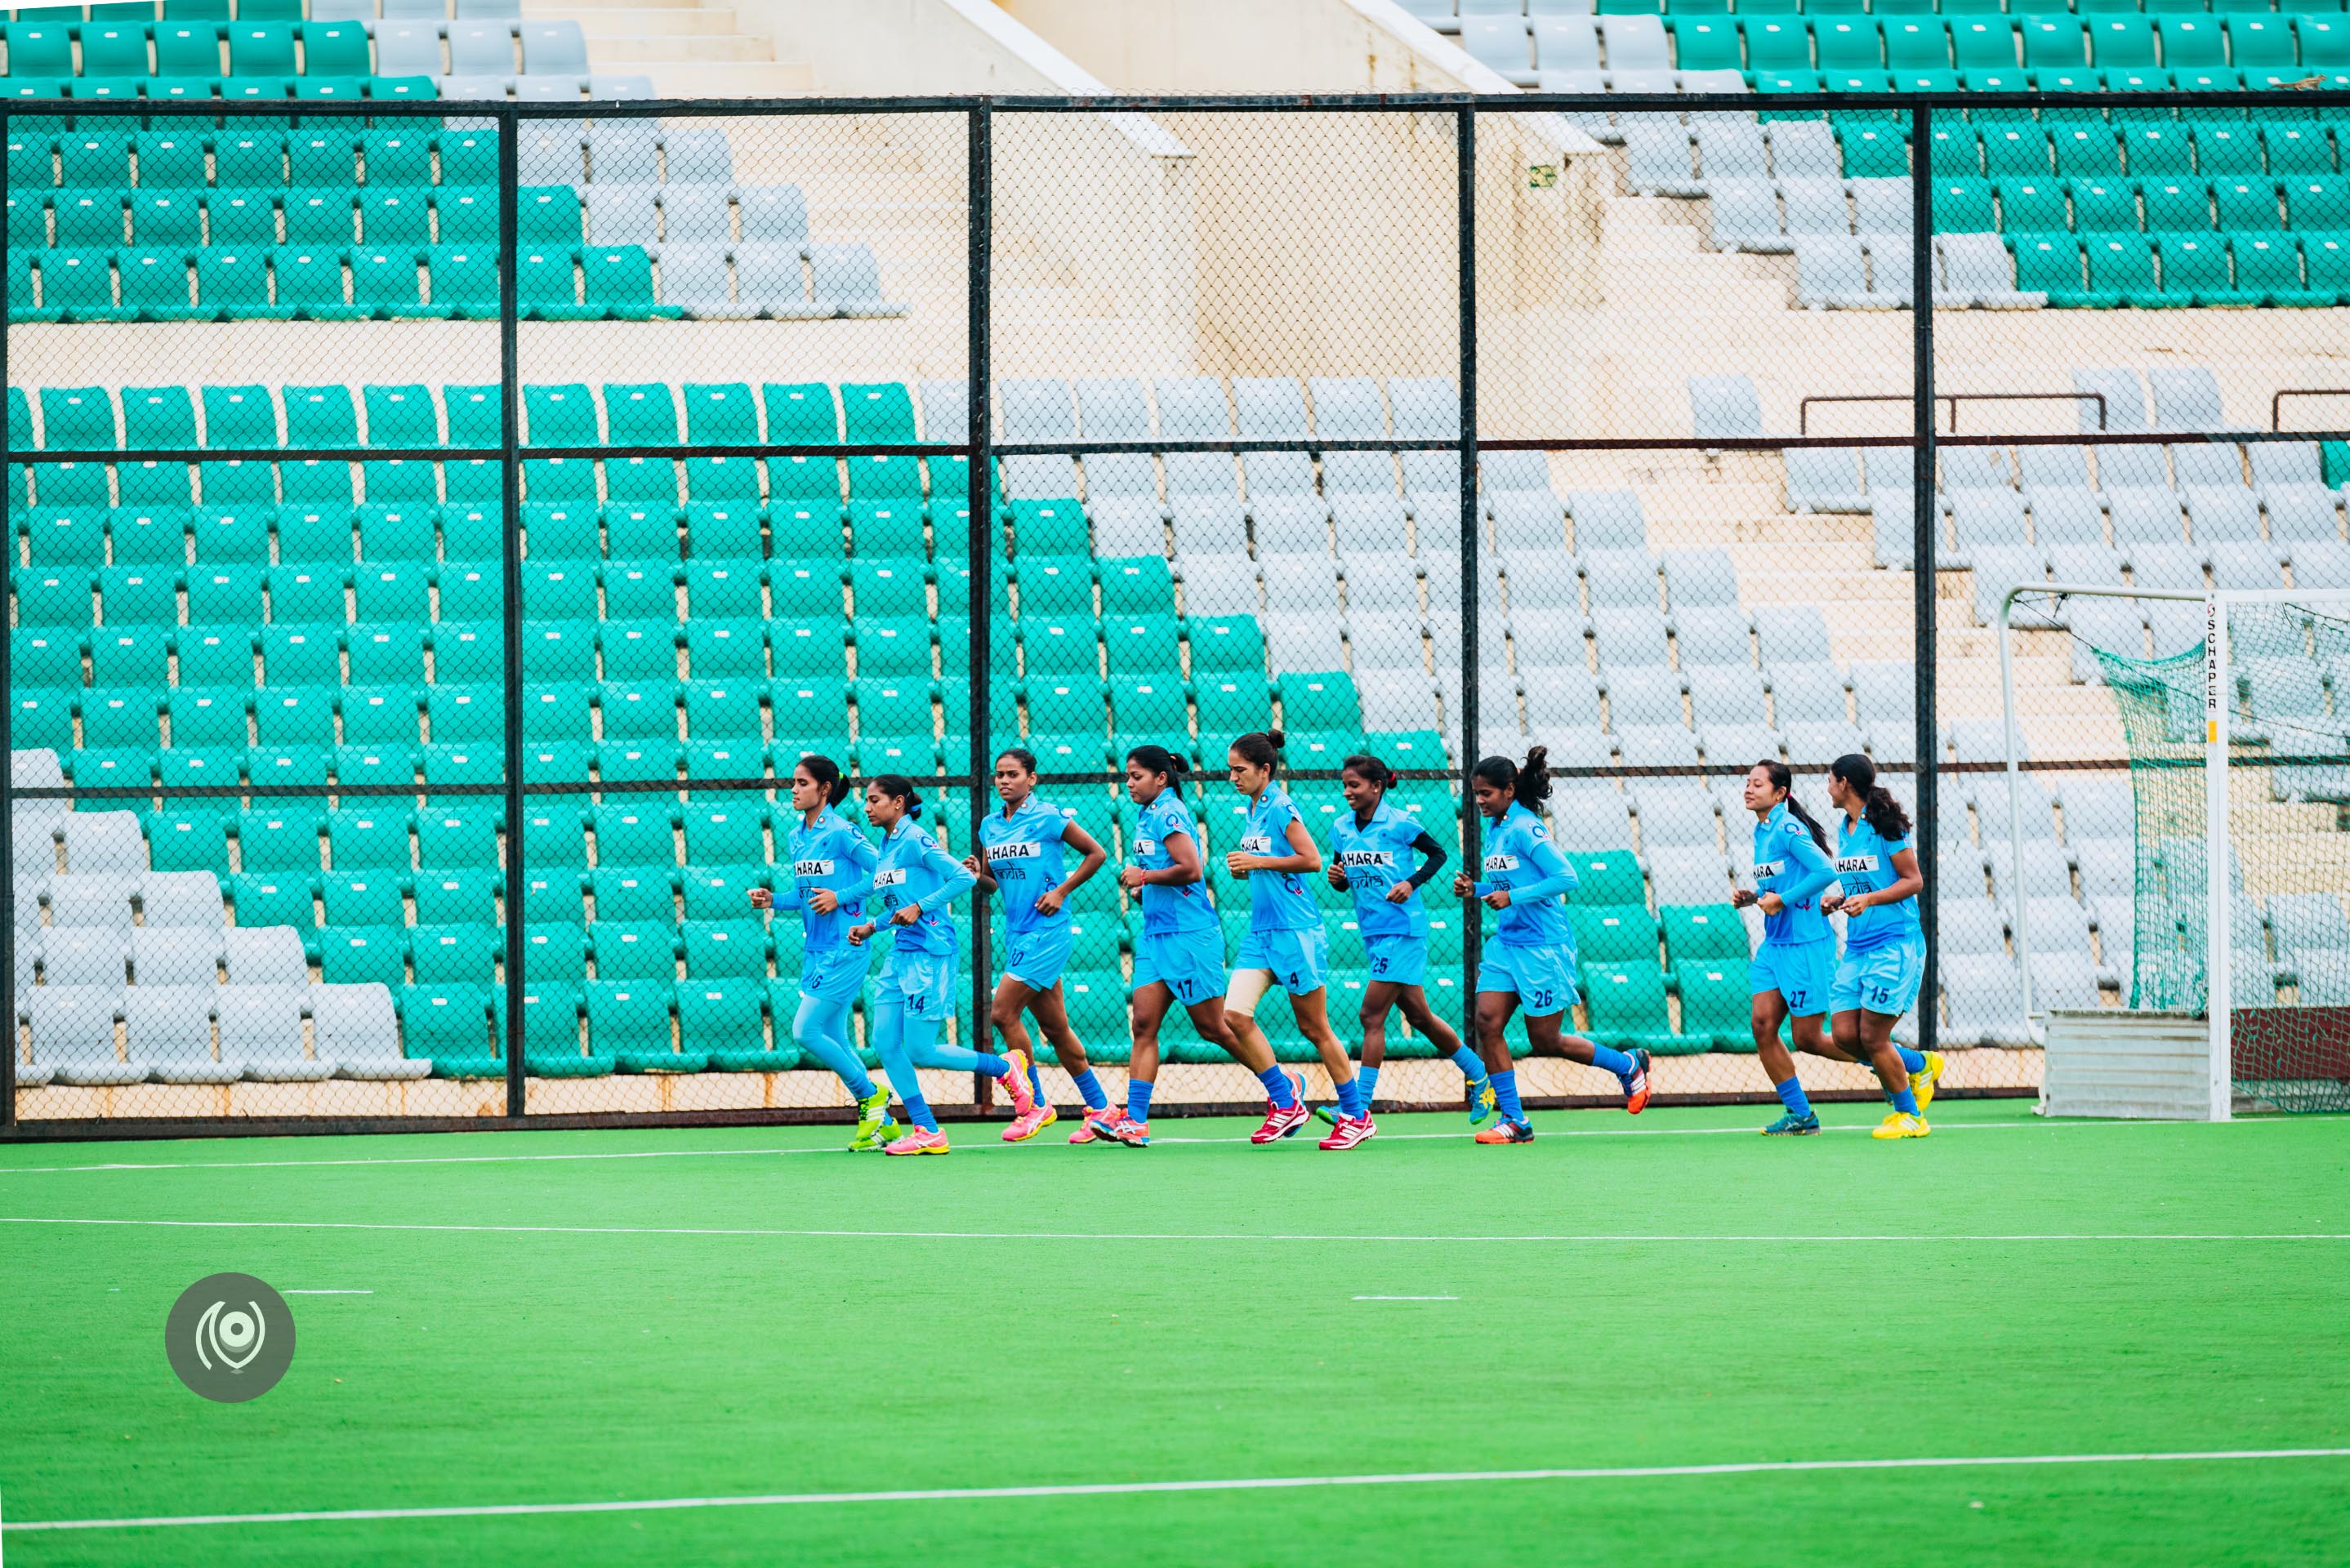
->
<box><xmin>882</xmin><ymin>946</ymin><xmax>958</xmax><ymax>1021</ymax></box>
<box><xmin>1475</xmin><ymin>942</ymin><xmax>1576</xmax><ymax>1016</ymax></box>
<box><xmin>1363</xmin><ymin>933</ymin><xmax>1429</xmax><ymax>988</ymax></box>
<box><xmin>1133</xmin><ymin>926</ymin><xmax>1227</xmax><ymax>1008</ymax></box>
<box><xmin>1750</xmin><ymin>938</ymin><xmax>1835</xmax><ymax>1017</ymax></box>
<box><xmin>800</xmin><ymin>944</ymin><xmax>872</xmax><ymax>1007</ymax></box>
<box><xmin>1003</xmin><ymin>925</ymin><xmax>1074</xmax><ymax>991</ymax></box>
<box><xmin>1831</xmin><ymin>938</ymin><xmax>1925</xmax><ymax>1018</ymax></box>
<box><xmin>1233</xmin><ymin>925</ymin><xmax>1329</xmax><ymax>997</ymax></box>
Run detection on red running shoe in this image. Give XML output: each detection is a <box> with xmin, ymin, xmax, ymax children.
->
<box><xmin>1251</xmin><ymin>1072</ymin><xmax>1311</xmax><ymax>1144</ymax></box>
<box><xmin>1318</xmin><ymin>1113</ymin><xmax>1376</xmax><ymax>1151</ymax></box>
<box><xmin>1623</xmin><ymin>1046</ymin><xmax>1653</xmax><ymax>1116</ymax></box>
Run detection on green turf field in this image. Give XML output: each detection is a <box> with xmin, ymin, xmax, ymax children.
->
<box><xmin>3</xmin><ymin>1098</ymin><xmax>2348</xmax><ymax>1566</ymax></box>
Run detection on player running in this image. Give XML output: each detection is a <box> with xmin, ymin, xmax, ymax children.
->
<box><xmin>748</xmin><ymin>755</ymin><xmax>899</xmax><ymax>1152</ymax></box>
<box><xmin>1731</xmin><ymin>760</ymin><xmax>1846</xmax><ymax>1136</ymax></box>
<box><xmin>1453</xmin><ymin>746</ymin><xmax>1652</xmax><ymax>1144</ymax></box>
<box><xmin>1218</xmin><ymin>731</ymin><xmax>1368</xmax><ymax>1151</ymax></box>
<box><xmin>1819</xmin><ymin>753</ymin><xmax>1942</xmax><ymax>1140</ymax></box>
<box><xmin>845</xmin><ymin>774</ymin><xmax>1047</xmax><ymax>1156</ymax></box>
<box><xmin>964</xmin><ymin>746</ymin><xmax>1113</xmax><ymax>1143</ymax></box>
<box><xmin>1083</xmin><ymin>744</ymin><xmax>1309</xmax><ymax>1149</ymax></box>
<box><xmin>1314</xmin><ymin>752</ymin><xmax>1496</xmax><ymax>1132</ymax></box>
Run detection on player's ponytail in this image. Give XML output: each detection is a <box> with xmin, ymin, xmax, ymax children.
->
<box><xmin>870</xmin><ymin>773</ymin><xmax>922</xmax><ymax>820</ymax></box>
<box><xmin>1230</xmin><ymin>730</ymin><xmax>1285</xmax><ymax>772</ymax></box>
<box><xmin>1831</xmin><ymin>752</ymin><xmax>1911</xmax><ymax>841</ymax></box>
<box><xmin>1760</xmin><ymin>759</ymin><xmax>1831</xmax><ymax>856</ymax></box>
<box><xmin>1471</xmin><ymin>746</ymin><xmax>1550</xmax><ymax>812</ymax></box>
<box><xmin>1341</xmin><ymin>753</ymin><xmax>1395</xmax><ymax>792</ymax></box>
<box><xmin>1126</xmin><ymin>744</ymin><xmax>1188</xmax><ymax>795</ymax></box>
<box><xmin>798</xmin><ymin>753</ymin><xmax>852</xmax><ymax>807</ymax></box>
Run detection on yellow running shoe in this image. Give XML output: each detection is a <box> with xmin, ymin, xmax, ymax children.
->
<box><xmin>1871</xmin><ymin>1111</ymin><xmax>1930</xmax><ymax>1139</ymax></box>
<box><xmin>1911</xmin><ymin>1050</ymin><xmax>1945</xmax><ymax>1112</ymax></box>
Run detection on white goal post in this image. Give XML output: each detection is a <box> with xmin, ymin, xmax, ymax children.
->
<box><xmin>1994</xmin><ymin>582</ymin><xmax>2350</xmax><ymax>1122</ymax></box>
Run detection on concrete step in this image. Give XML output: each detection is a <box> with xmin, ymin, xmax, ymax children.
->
<box><xmin>640</xmin><ymin>60</ymin><xmax>814</xmax><ymax>96</ymax></box>
<box><xmin>591</xmin><ymin>31</ymin><xmax>774</xmax><ymax>61</ymax></box>
<box><xmin>568</xmin><ymin>7</ymin><xmax>743</xmax><ymax>35</ymax></box>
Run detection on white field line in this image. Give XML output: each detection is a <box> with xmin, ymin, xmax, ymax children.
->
<box><xmin>0</xmin><ymin>1112</ymin><xmax>2332</xmax><ymax>1177</ymax></box>
<box><xmin>8</xmin><ymin>1448</ymin><xmax>2349</xmax><ymax>1534</ymax></box>
<box><xmin>281</xmin><ymin>1290</ymin><xmax>372</xmax><ymax>1295</ymax></box>
<box><xmin>1355</xmin><ymin>1294</ymin><xmax>1459</xmax><ymax>1299</ymax></box>
<box><xmin>5</xmin><ymin>1217</ymin><xmax>2346</xmax><ymax>1244</ymax></box>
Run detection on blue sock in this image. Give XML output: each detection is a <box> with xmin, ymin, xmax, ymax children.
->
<box><xmin>1774</xmin><ymin>1076</ymin><xmax>1813</xmax><ymax>1118</ymax></box>
<box><xmin>900</xmin><ymin>1091</ymin><xmax>939</xmax><ymax>1132</ymax></box>
<box><xmin>1028</xmin><ymin>1060</ymin><xmax>1045</xmax><ymax>1102</ymax></box>
<box><xmin>1127</xmin><ymin>1077</ymin><xmax>1154</xmax><ymax>1123</ymax></box>
<box><xmin>1072</xmin><ymin>1067</ymin><xmax>1108</xmax><ymax>1111</ymax></box>
<box><xmin>1589</xmin><ymin>1043</ymin><xmax>1635</xmax><ymax>1078</ymax></box>
<box><xmin>1450</xmin><ymin>1046</ymin><xmax>1487</xmax><ymax>1089</ymax></box>
<box><xmin>1891</xmin><ymin>1088</ymin><xmax>1920</xmax><ymax>1116</ymax></box>
<box><xmin>1493</xmin><ymin>1068</ymin><xmax>1524</xmax><ymax>1122</ymax></box>
<box><xmin>1256</xmin><ymin>1066</ymin><xmax>1297</xmax><ymax>1108</ymax></box>
<box><xmin>1336</xmin><ymin>1075</ymin><xmax>1364</xmax><ymax>1119</ymax></box>
<box><xmin>1897</xmin><ymin>1045</ymin><xmax>1927</xmax><ymax>1072</ymax></box>
<box><xmin>1358</xmin><ymin>1064</ymin><xmax>1380</xmax><ymax>1107</ymax></box>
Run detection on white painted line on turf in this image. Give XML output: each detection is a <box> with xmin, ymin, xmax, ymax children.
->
<box><xmin>7</xmin><ymin>1217</ymin><xmax>2347</xmax><ymax>1245</ymax></box>
<box><xmin>0</xmin><ymin>1112</ymin><xmax>2330</xmax><ymax>1176</ymax></box>
<box><xmin>9</xmin><ymin>1447</ymin><xmax>2348</xmax><ymax>1534</ymax></box>
<box><xmin>282</xmin><ymin>1290</ymin><xmax>372</xmax><ymax>1295</ymax></box>
<box><xmin>1354</xmin><ymin>1294</ymin><xmax>1458</xmax><ymax>1300</ymax></box>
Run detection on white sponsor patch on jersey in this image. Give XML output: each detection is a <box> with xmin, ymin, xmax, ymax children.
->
<box><xmin>985</xmin><ymin>841</ymin><xmax>1041</xmax><ymax>862</ymax></box>
<box><xmin>1338</xmin><ymin>849</ymin><xmax>1395</xmax><ymax>870</ymax></box>
<box><xmin>1484</xmin><ymin>853</ymin><xmax>1520</xmax><ymax>872</ymax></box>
<box><xmin>1135</xmin><ymin>839</ymin><xmax>1159</xmax><ymax>858</ymax></box>
<box><xmin>792</xmin><ymin>859</ymin><xmax>835</xmax><ymax>876</ymax></box>
<box><xmin>872</xmin><ymin>868</ymin><xmax>907</xmax><ymax>889</ymax></box>
<box><xmin>1754</xmin><ymin>859</ymin><xmax>1786</xmax><ymax>879</ymax></box>
<box><xmin>1240</xmin><ymin>835</ymin><xmax>1274</xmax><ymax>855</ymax></box>
<box><xmin>1835</xmin><ymin>854</ymin><xmax>1880</xmax><ymax>875</ymax></box>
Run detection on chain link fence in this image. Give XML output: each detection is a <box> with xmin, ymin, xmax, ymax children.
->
<box><xmin>7</xmin><ymin>88</ymin><xmax>2346</xmax><ymax>1135</ymax></box>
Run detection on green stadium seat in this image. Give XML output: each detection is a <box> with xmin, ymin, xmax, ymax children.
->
<box><xmin>2158</xmin><ymin>16</ymin><xmax>2225</xmax><ymax>68</ymax></box>
<box><xmin>1995</xmin><ymin>179</ymin><xmax>2065</xmax><ymax>233</ymax></box>
<box><xmin>2236</xmin><ymin>234</ymin><xmax>2325</xmax><ymax>305</ymax></box>
<box><xmin>409</xmin><ymin>924</ymin><xmax>499</xmax><ymax>986</ymax></box>
<box><xmin>519</xmin><ymin>248</ymin><xmax>582</xmax><ymax>318</ymax></box>
<box><xmin>1670</xmin><ymin>18</ymin><xmax>1741</xmax><ymax>72</ymax></box>
<box><xmin>2011</xmin><ymin>230</ymin><xmax>2086</xmax><ymax>299</ymax></box>
<box><xmin>2076</xmin><ymin>231</ymin><xmax>2161</xmax><ymax>306</ymax></box>
<box><xmin>1559</xmin><ymin>848</ymin><xmax>1644</xmax><ymax>904</ymax></box>
<box><xmin>2285</xmin><ymin>177</ymin><xmax>2350</xmax><ymax>229</ymax></box>
<box><xmin>2053</xmin><ymin>125</ymin><xmax>2124</xmax><ymax>177</ymax></box>
<box><xmin>2089</xmin><ymin>16</ymin><xmax>2159</xmax><ymax>69</ymax></box>
<box><xmin>689</xmin><ymin>982</ymin><xmax>787</xmax><ymax>1071</ymax></box>
<box><xmin>6</xmin><ymin>23</ymin><xmax>78</xmax><ymax>76</ymax></box>
<box><xmin>1949</xmin><ymin>18</ymin><xmax>2017</xmax><ymax>69</ymax></box>
<box><xmin>1674</xmin><ymin>961</ymin><xmax>1754</xmax><ymax>1050</ymax></box>
<box><xmin>841</xmin><ymin>382</ymin><xmax>916</xmax><ymax>443</ymax></box>
<box><xmin>2302</xmin><ymin>229</ymin><xmax>2350</xmax><ymax>301</ymax></box>
<box><xmin>1880</xmin><ymin>20</ymin><xmax>1947</xmax><ymax>70</ymax></box>
<box><xmin>301</xmin><ymin>20</ymin><xmax>372</xmax><ymax>77</ymax></box>
<box><xmin>1657</xmin><ymin>903</ymin><xmax>1751</xmax><ymax>978</ymax></box>
<box><xmin>2266</xmin><ymin>125</ymin><xmax>2336</xmax><ymax>178</ymax></box>
<box><xmin>585</xmin><ymin>982</ymin><xmax>688</xmax><ymax>1074</ymax></box>
<box><xmin>411</xmin><ymin>866</ymin><xmax>501</xmax><ymax>927</ymax></box>
<box><xmin>2194</xmin><ymin>122</ymin><xmax>2266</xmax><ymax>178</ymax></box>
<box><xmin>2156</xmin><ymin>233</ymin><xmax>2228</xmax><ymax>303</ymax></box>
<box><xmin>1581</xmin><ymin>961</ymin><xmax>1678</xmax><ymax>1051</ymax></box>
<box><xmin>1813</xmin><ymin>19</ymin><xmax>1883</xmax><ymax>71</ymax></box>
<box><xmin>2227</xmin><ymin>16</ymin><xmax>2298</xmax><ymax>70</ymax></box>
<box><xmin>2214</xmin><ymin>177</ymin><xmax>2284</xmax><ymax>230</ymax></box>
<box><xmin>1982</xmin><ymin>127</ymin><xmax>2054</xmax><ymax>178</ymax></box>
<box><xmin>2069</xmin><ymin>178</ymin><xmax>2138</xmax><ymax>236</ymax></box>
<box><xmin>1744</xmin><ymin>19</ymin><xmax>1812</xmax><ymax>72</ymax></box>
<box><xmin>2143</xmin><ymin>179</ymin><xmax>2215</xmax><ymax>234</ymax></box>
<box><xmin>2017</xmin><ymin>15</ymin><xmax>2087</xmax><ymax>69</ymax></box>
<box><xmin>1839</xmin><ymin>123</ymin><xmax>1910</xmax><ymax>179</ymax></box>
<box><xmin>403</xmin><ymin>984</ymin><xmax>500</xmax><ymax>1077</ymax></box>
<box><xmin>1569</xmin><ymin>904</ymin><xmax>1662</xmax><ymax>965</ymax></box>
<box><xmin>518</xmin><ymin>185</ymin><xmax>583</xmax><ymax>246</ymax></box>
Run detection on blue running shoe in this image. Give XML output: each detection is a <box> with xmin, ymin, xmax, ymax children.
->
<box><xmin>1466</xmin><ymin>1075</ymin><xmax>1499</xmax><ymax>1127</ymax></box>
<box><xmin>1761</xmin><ymin>1111</ymin><xmax>1822</xmax><ymax>1136</ymax></box>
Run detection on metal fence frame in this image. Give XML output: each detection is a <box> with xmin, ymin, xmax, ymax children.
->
<box><xmin>8</xmin><ymin>87</ymin><xmax>2350</xmax><ymax>1138</ymax></box>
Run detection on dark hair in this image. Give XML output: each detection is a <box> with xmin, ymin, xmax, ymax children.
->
<box><xmin>1341</xmin><ymin>753</ymin><xmax>1395</xmax><ymax>791</ymax></box>
<box><xmin>1831</xmin><ymin>753</ymin><xmax>1910</xmax><ymax>841</ymax></box>
<box><xmin>1229</xmin><ymin>730</ymin><xmax>1286</xmax><ymax>771</ymax></box>
<box><xmin>996</xmin><ymin>746</ymin><xmax>1039</xmax><ymax>775</ymax></box>
<box><xmin>868</xmin><ymin>773</ymin><xmax>923</xmax><ymax>820</ymax></box>
<box><xmin>1126</xmin><ymin>744</ymin><xmax>1190</xmax><ymax>791</ymax></box>
<box><xmin>1755</xmin><ymin>759</ymin><xmax>1831</xmax><ymax>856</ymax></box>
<box><xmin>1473</xmin><ymin>745</ymin><xmax>1551</xmax><ymax>811</ymax></box>
<box><xmin>796</xmin><ymin>753</ymin><xmax>852</xmax><ymax>807</ymax></box>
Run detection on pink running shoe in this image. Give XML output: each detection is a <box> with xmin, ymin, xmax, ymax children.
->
<box><xmin>1091</xmin><ymin>1111</ymin><xmax>1151</xmax><ymax>1147</ymax></box>
<box><xmin>999</xmin><ymin>1049</ymin><xmax>1037</xmax><ymax>1116</ymax></box>
<box><xmin>883</xmin><ymin>1126</ymin><xmax>951</xmax><ymax>1156</ymax></box>
<box><xmin>1251</xmin><ymin>1072</ymin><xmax>1312</xmax><ymax>1144</ymax></box>
<box><xmin>1069</xmin><ymin>1107</ymin><xmax>1118</xmax><ymax>1144</ymax></box>
<box><xmin>1002</xmin><ymin>1102</ymin><xmax>1057</xmax><ymax>1143</ymax></box>
<box><xmin>1318</xmin><ymin>1113</ymin><xmax>1376</xmax><ymax>1151</ymax></box>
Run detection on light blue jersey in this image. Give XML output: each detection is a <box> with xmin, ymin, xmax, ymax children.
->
<box><xmin>1134</xmin><ymin>791</ymin><xmax>1218</xmax><ymax>937</ymax></box>
<box><xmin>1472</xmin><ymin>802</ymin><xmax>1577</xmax><ymax>949</ymax></box>
<box><xmin>1750</xmin><ymin>802</ymin><xmax>1839</xmax><ymax>947</ymax></box>
<box><xmin>776</xmin><ymin>807</ymin><xmax>876</xmax><ymax>952</ymax></box>
<box><xmin>1237</xmin><ymin>783</ymin><xmax>1321</xmax><ymax>933</ymax></box>
<box><xmin>1329</xmin><ymin>802</ymin><xmax>1431</xmax><ymax>941</ymax></box>
<box><xmin>979</xmin><ymin>794</ymin><xmax>1075</xmax><ymax>938</ymax></box>
<box><xmin>871</xmin><ymin>817</ymin><xmax>977</xmax><ymax>957</ymax></box>
<box><xmin>1835</xmin><ymin>810</ymin><xmax>1922</xmax><ymax>951</ymax></box>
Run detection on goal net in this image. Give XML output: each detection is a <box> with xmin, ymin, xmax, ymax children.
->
<box><xmin>2018</xmin><ymin>587</ymin><xmax>2350</xmax><ymax>1116</ymax></box>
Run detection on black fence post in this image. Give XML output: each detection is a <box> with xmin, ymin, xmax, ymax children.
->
<box><xmin>2</xmin><ymin>101</ymin><xmax>14</xmax><ymax>1133</ymax></box>
<box><xmin>1911</xmin><ymin>100</ymin><xmax>1939</xmax><ymax>1062</ymax></box>
<box><xmin>1456</xmin><ymin>106</ymin><xmax>1481</xmax><ymax>1054</ymax></box>
<box><xmin>498</xmin><ymin>104</ymin><xmax>527</xmax><ymax>1118</ymax></box>
<box><xmin>968</xmin><ymin>104</ymin><xmax>995</xmax><ymax>1107</ymax></box>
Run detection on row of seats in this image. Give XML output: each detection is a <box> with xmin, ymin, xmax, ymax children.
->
<box><xmin>11</xmin><ymin>125</ymin><xmax>742</xmax><ymax>189</ymax></box>
<box><xmin>1642</xmin><ymin>124</ymin><xmax>2348</xmax><ymax>194</ymax></box>
<box><xmin>1409</xmin><ymin>0</ymin><xmax>2350</xmax><ymax>26</ymax></box>
<box><xmin>0</xmin><ymin>17</ymin><xmax>589</xmax><ymax>76</ymax></box>
<box><xmin>0</xmin><ymin>69</ymin><xmax>647</xmax><ymax>106</ymax></box>
<box><xmin>1660</xmin><ymin>13</ymin><xmax>2350</xmax><ymax>72</ymax></box>
<box><xmin>1936</xmin><ymin>173</ymin><xmax>2350</xmax><ymax>237</ymax></box>
<box><xmin>8</xmin><ymin>239</ymin><xmax>898</xmax><ymax>320</ymax></box>
<box><xmin>16</xmin><ymin>981</ymin><xmax>417</xmax><ymax>1085</ymax></box>
<box><xmin>11</xmin><ymin>0</ymin><xmax>555</xmax><ymax>19</ymax></box>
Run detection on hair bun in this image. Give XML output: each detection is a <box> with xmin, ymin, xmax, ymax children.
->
<box><xmin>1264</xmin><ymin>728</ymin><xmax>1286</xmax><ymax>750</ymax></box>
<box><xmin>1523</xmin><ymin>744</ymin><xmax>1550</xmax><ymax>773</ymax></box>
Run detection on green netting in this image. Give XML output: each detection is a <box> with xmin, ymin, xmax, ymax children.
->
<box><xmin>2088</xmin><ymin>600</ymin><xmax>2350</xmax><ymax>1113</ymax></box>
